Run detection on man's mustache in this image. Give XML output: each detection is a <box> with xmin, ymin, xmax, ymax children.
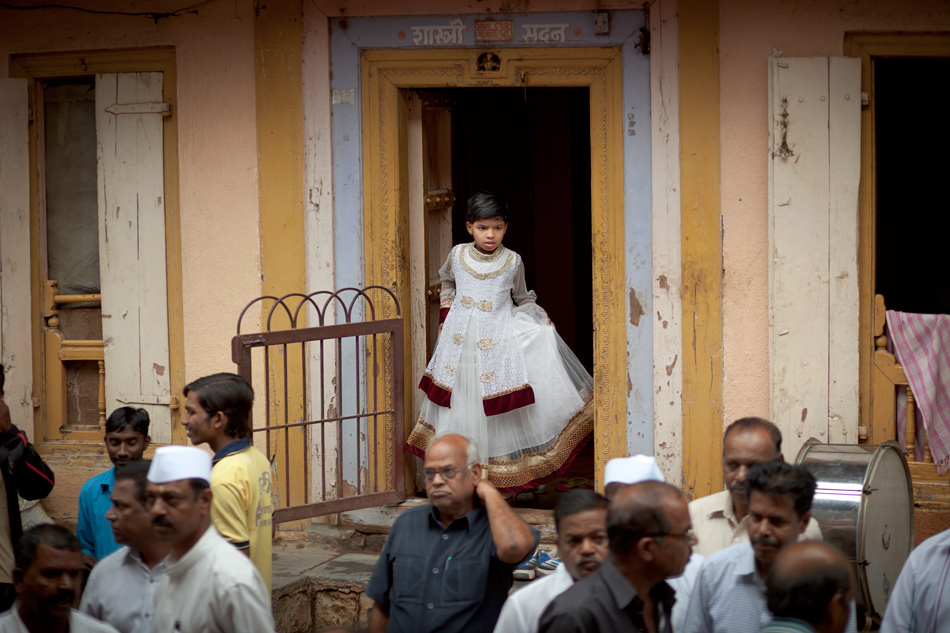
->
<box><xmin>55</xmin><ymin>589</ymin><xmax>75</xmax><ymax>605</ymax></box>
<box><xmin>152</xmin><ymin>516</ymin><xmax>173</xmax><ymax>528</ymax></box>
<box><xmin>751</xmin><ymin>535</ymin><xmax>780</xmax><ymax>547</ymax></box>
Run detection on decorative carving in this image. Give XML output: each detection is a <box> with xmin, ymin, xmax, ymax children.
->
<box><xmin>477</xmin><ymin>52</ymin><xmax>501</xmax><ymax>73</ymax></box>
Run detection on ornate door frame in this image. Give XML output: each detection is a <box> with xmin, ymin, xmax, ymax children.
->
<box><xmin>360</xmin><ymin>47</ymin><xmax>627</xmax><ymax>488</ymax></box>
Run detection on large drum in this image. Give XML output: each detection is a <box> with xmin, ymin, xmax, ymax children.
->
<box><xmin>795</xmin><ymin>440</ymin><xmax>913</xmax><ymax>625</ymax></box>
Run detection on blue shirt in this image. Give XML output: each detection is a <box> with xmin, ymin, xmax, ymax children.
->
<box><xmin>366</xmin><ymin>503</ymin><xmax>540</xmax><ymax>633</ymax></box>
<box><xmin>880</xmin><ymin>528</ymin><xmax>950</xmax><ymax>633</ymax></box>
<box><xmin>77</xmin><ymin>467</ymin><xmax>120</xmax><ymax>559</ymax></box>
<box><xmin>683</xmin><ymin>543</ymin><xmax>857</xmax><ymax>633</ymax></box>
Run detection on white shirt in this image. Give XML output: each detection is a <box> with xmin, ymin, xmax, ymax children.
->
<box><xmin>494</xmin><ymin>563</ymin><xmax>574</xmax><ymax>633</ymax></box>
<box><xmin>668</xmin><ymin>552</ymin><xmax>703</xmax><ymax>633</ymax></box>
<box><xmin>80</xmin><ymin>546</ymin><xmax>165</xmax><ymax>633</ymax></box>
<box><xmin>682</xmin><ymin>543</ymin><xmax>856</xmax><ymax>633</ymax></box>
<box><xmin>0</xmin><ymin>605</ymin><xmax>118</xmax><ymax>633</ymax></box>
<box><xmin>688</xmin><ymin>490</ymin><xmax>823</xmax><ymax>557</ymax></box>
<box><xmin>152</xmin><ymin>526</ymin><xmax>274</xmax><ymax>633</ymax></box>
<box><xmin>880</xmin><ymin>528</ymin><xmax>950</xmax><ymax>633</ymax></box>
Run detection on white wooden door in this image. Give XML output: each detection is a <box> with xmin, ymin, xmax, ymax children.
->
<box><xmin>0</xmin><ymin>79</ymin><xmax>34</xmax><ymax>436</ymax></box>
<box><xmin>96</xmin><ymin>72</ymin><xmax>173</xmax><ymax>443</ymax></box>
<box><xmin>408</xmin><ymin>92</ymin><xmax>455</xmax><ymax>423</ymax></box>
<box><xmin>768</xmin><ymin>56</ymin><xmax>861</xmax><ymax>457</ymax></box>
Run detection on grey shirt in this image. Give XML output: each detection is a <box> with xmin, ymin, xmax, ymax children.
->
<box><xmin>366</xmin><ymin>503</ymin><xmax>540</xmax><ymax>633</ymax></box>
<box><xmin>80</xmin><ymin>546</ymin><xmax>165</xmax><ymax>633</ymax></box>
<box><xmin>880</xmin><ymin>528</ymin><xmax>950</xmax><ymax>633</ymax></box>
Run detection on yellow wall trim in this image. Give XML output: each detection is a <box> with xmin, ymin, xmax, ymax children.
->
<box><xmin>679</xmin><ymin>0</ymin><xmax>724</xmax><ymax>498</ymax></box>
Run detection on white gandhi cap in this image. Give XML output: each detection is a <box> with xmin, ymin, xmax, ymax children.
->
<box><xmin>147</xmin><ymin>445</ymin><xmax>212</xmax><ymax>485</ymax></box>
<box><xmin>604</xmin><ymin>454</ymin><xmax>665</xmax><ymax>485</ymax></box>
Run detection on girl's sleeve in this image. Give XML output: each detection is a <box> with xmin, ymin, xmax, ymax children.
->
<box><xmin>511</xmin><ymin>259</ymin><xmax>549</xmax><ymax>323</ymax></box>
<box><xmin>438</xmin><ymin>247</ymin><xmax>456</xmax><ymax>324</ymax></box>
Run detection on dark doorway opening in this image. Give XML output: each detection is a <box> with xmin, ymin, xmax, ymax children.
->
<box><xmin>875</xmin><ymin>58</ymin><xmax>950</xmax><ymax>315</ymax></box>
<box><xmin>424</xmin><ymin>87</ymin><xmax>595</xmax><ymax>506</ymax></box>
<box><xmin>448</xmin><ymin>87</ymin><xmax>594</xmax><ymax>375</ymax></box>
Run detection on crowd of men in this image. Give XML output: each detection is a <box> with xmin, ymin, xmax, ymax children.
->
<box><xmin>0</xmin><ymin>360</ymin><xmax>948</xmax><ymax>632</ymax></box>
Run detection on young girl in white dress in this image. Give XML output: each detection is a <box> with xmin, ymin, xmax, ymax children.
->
<box><xmin>406</xmin><ymin>191</ymin><xmax>594</xmax><ymax>493</ymax></box>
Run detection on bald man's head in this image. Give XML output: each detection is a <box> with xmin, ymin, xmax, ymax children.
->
<box><xmin>767</xmin><ymin>541</ymin><xmax>855</xmax><ymax>633</ymax></box>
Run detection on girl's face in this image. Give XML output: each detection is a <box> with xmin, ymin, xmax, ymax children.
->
<box><xmin>466</xmin><ymin>217</ymin><xmax>508</xmax><ymax>253</ymax></box>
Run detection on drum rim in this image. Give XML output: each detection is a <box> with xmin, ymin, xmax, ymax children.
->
<box><xmin>795</xmin><ymin>439</ymin><xmax>914</xmax><ymax>621</ymax></box>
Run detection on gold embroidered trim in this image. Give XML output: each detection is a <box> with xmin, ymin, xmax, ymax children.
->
<box><xmin>481</xmin><ymin>382</ymin><xmax>531</xmax><ymax>398</ymax></box>
<box><xmin>406</xmin><ymin>395</ymin><xmax>595</xmax><ymax>491</ymax></box>
<box><xmin>422</xmin><ymin>372</ymin><xmax>453</xmax><ymax>392</ymax></box>
<box><xmin>459</xmin><ymin>296</ymin><xmax>475</xmax><ymax>308</ymax></box>
<box><xmin>476</xmin><ymin>300</ymin><xmax>493</xmax><ymax>312</ymax></box>
<box><xmin>467</xmin><ymin>242</ymin><xmax>505</xmax><ymax>262</ymax></box>
<box><xmin>479</xmin><ymin>371</ymin><xmax>498</xmax><ymax>384</ymax></box>
<box><xmin>445</xmin><ymin>363</ymin><xmax>457</xmax><ymax>376</ymax></box>
<box><xmin>477</xmin><ymin>338</ymin><xmax>495</xmax><ymax>351</ymax></box>
<box><xmin>440</xmin><ymin>298</ymin><xmax>454</xmax><ymax>309</ymax></box>
<box><xmin>451</xmin><ymin>332</ymin><xmax>464</xmax><ymax>345</ymax></box>
<box><xmin>460</xmin><ymin>247</ymin><xmax>513</xmax><ymax>280</ymax></box>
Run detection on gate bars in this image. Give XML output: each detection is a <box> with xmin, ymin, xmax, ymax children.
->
<box><xmin>232</xmin><ymin>287</ymin><xmax>406</xmax><ymax>523</ymax></box>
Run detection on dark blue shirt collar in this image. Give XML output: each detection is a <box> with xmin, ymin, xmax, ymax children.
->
<box><xmin>212</xmin><ymin>437</ymin><xmax>251</xmax><ymax>464</ymax></box>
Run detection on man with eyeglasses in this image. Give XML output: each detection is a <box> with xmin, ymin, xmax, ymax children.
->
<box><xmin>682</xmin><ymin>462</ymin><xmax>857</xmax><ymax>633</ymax></box>
<box><xmin>538</xmin><ymin>480</ymin><xmax>695</xmax><ymax>633</ymax></box>
<box><xmin>688</xmin><ymin>417</ymin><xmax>821</xmax><ymax>557</ymax></box>
<box><xmin>366</xmin><ymin>432</ymin><xmax>539</xmax><ymax>633</ymax></box>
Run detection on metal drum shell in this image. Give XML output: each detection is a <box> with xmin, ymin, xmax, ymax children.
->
<box><xmin>795</xmin><ymin>440</ymin><xmax>913</xmax><ymax>623</ymax></box>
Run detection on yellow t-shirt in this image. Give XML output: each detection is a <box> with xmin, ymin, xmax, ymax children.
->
<box><xmin>210</xmin><ymin>441</ymin><xmax>273</xmax><ymax>589</ymax></box>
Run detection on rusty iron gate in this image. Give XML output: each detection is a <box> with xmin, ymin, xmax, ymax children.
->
<box><xmin>232</xmin><ymin>287</ymin><xmax>406</xmax><ymax>523</ymax></box>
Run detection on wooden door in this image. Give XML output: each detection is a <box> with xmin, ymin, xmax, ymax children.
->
<box><xmin>0</xmin><ymin>79</ymin><xmax>34</xmax><ymax>431</ymax></box>
<box><xmin>407</xmin><ymin>92</ymin><xmax>456</xmax><ymax>424</ymax></box>
<box><xmin>96</xmin><ymin>72</ymin><xmax>173</xmax><ymax>443</ymax></box>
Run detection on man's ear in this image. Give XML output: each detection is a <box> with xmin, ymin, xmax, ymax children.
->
<box><xmin>211</xmin><ymin>411</ymin><xmax>228</xmax><ymax>433</ymax></box>
<box><xmin>13</xmin><ymin>568</ymin><xmax>24</xmax><ymax>593</ymax></box>
<box><xmin>470</xmin><ymin>462</ymin><xmax>483</xmax><ymax>486</ymax></box>
<box><xmin>636</xmin><ymin>537</ymin><xmax>656</xmax><ymax>562</ymax></box>
<box><xmin>144</xmin><ymin>435</ymin><xmax>152</xmax><ymax>450</ymax></box>
<box><xmin>797</xmin><ymin>510</ymin><xmax>811</xmax><ymax>536</ymax></box>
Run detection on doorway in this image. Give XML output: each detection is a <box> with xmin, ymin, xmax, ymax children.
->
<box><xmin>360</xmin><ymin>46</ymin><xmax>628</xmax><ymax>496</ymax></box>
<box><xmin>446</xmin><ymin>87</ymin><xmax>593</xmax><ymax>372</ymax></box>
<box><xmin>411</xmin><ymin>86</ymin><xmax>596</xmax><ymax>505</ymax></box>
<box><xmin>874</xmin><ymin>58</ymin><xmax>950</xmax><ymax>315</ymax></box>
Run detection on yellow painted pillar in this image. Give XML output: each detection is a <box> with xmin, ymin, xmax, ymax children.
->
<box><xmin>678</xmin><ymin>0</ymin><xmax>724</xmax><ymax>499</ymax></box>
<box><xmin>254</xmin><ymin>2</ymin><xmax>306</xmax><ymax>517</ymax></box>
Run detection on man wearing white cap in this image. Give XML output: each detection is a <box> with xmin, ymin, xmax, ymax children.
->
<box><xmin>603</xmin><ymin>455</ymin><xmax>703</xmax><ymax>633</ymax></box>
<box><xmin>146</xmin><ymin>446</ymin><xmax>274</xmax><ymax>633</ymax></box>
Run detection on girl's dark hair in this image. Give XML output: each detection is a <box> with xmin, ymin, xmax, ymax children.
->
<box><xmin>466</xmin><ymin>190</ymin><xmax>509</xmax><ymax>223</ymax></box>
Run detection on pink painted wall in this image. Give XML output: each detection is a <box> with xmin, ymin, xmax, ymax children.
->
<box><xmin>311</xmin><ymin>0</ymin><xmax>632</xmax><ymax>16</ymax></box>
<box><xmin>719</xmin><ymin>0</ymin><xmax>950</xmax><ymax>425</ymax></box>
<box><xmin>0</xmin><ymin>0</ymin><xmax>261</xmax><ymax>383</ymax></box>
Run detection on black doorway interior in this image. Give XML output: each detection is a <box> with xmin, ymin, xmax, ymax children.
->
<box><xmin>444</xmin><ymin>87</ymin><xmax>594</xmax><ymax>374</ymax></box>
<box><xmin>429</xmin><ymin>87</ymin><xmax>595</xmax><ymax>505</ymax></box>
<box><xmin>875</xmin><ymin>58</ymin><xmax>950</xmax><ymax>315</ymax></box>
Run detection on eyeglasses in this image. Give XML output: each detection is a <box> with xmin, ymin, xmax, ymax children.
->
<box><xmin>648</xmin><ymin>527</ymin><xmax>694</xmax><ymax>540</ymax></box>
<box><xmin>423</xmin><ymin>464</ymin><xmax>473</xmax><ymax>481</ymax></box>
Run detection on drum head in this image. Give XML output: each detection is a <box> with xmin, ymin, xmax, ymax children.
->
<box><xmin>859</xmin><ymin>442</ymin><xmax>914</xmax><ymax>619</ymax></box>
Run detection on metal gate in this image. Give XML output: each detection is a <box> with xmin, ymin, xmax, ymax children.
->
<box><xmin>232</xmin><ymin>287</ymin><xmax>406</xmax><ymax>523</ymax></box>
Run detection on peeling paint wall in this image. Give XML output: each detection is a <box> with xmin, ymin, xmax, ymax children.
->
<box><xmin>719</xmin><ymin>0</ymin><xmax>950</xmax><ymax>427</ymax></box>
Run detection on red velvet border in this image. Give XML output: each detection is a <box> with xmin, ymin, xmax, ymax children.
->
<box><xmin>495</xmin><ymin>431</ymin><xmax>594</xmax><ymax>494</ymax></box>
<box><xmin>419</xmin><ymin>375</ymin><xmax>453</xmax><ymax>407</ymax></box>
<box><xmin>405</xmin><ymin>442</ymin><xmax>426</xmax><ymax>460</ymax></box>
<box><xmin>483</xmin><ymin>385</ymin><xmax>535</xmax><ymax>416</ymax></box>
<box><xmin>439</xmin><ymin>307</ymin><xmax>450</xmax><ymax>324</ymax></box>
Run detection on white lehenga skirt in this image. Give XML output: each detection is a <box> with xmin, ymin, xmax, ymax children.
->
<box><xmin>407</xmin><ymin>305</ymin><xmax>594</xmax><ymax>492</ymax></box>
